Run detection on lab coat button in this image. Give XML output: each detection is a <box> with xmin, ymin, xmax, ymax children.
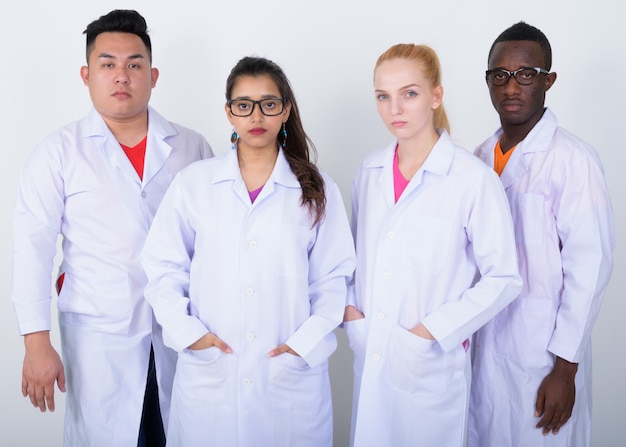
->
<box><xmin>246</xmin><ymin>332</ymin><xmax>255</xmax><ymax>341</ymax></box>
<box><xmin>249</xmin><ymin>240</ymin><xmax>258</xmax><ymax>249</ymax></box>
<box><xmin>245</xmin><ymin>288</ymin><xmax>255</xmax><ymax>296</ymax></box>
<box><xmin>372</xmin><ymin>353</ymin><xmax>381</xmax><ymax>362</ymax></box>
<box><xmin>382</xmin><ymin>272</ymin><xmax>390</xmax><ymax>280</ymax></box>
<box><xmin>242</xmin><ymin>377</ymin><xmax>252</xmax><ymax>386</ymax></box>
<box><xmin>376</xmin><ymin>312</ymin><xmax>385</xmax><ymax>320</ymax></box>
<box><xmin>141</xmin><ymin>191</ymin><xmax>147</xmax><ymax>198</ymax></box>
<box><xmin>388</xmin><ymin>231</ymin><xmax>396</xmax><ymax>239</ymax></box>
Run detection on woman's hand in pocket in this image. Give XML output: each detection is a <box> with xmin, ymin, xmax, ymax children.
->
<box><xmin>188</xmin><ymin>332</ymin><xmax>232</xmax><ymax>353</ymax></box>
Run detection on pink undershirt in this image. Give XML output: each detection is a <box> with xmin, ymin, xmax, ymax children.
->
<box><xmin>393</xmin><ymin>146</ymin><xmax>410</xmax><ymax>203</ymax></box>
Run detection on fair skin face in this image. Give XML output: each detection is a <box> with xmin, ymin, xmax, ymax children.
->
<box><xmin>20</xmin><ymin>30</ymin><xmax>160</xmax><ymax>414</ymax></box>
<box><xmin>80</xmin><ymin>31</ymin><xmax>159</xmax><ymax>146</ymax></box>
<box><xmin>188</xmin><ymin>74</ymin><xmax>297</xmax><ymax>358</ymax></box>
<box><xmin>343</xmin><ymin>57</ymin><xmax>442</xmax><ymax>341</ymax></box>
<box><xmin>489</xmin><ymin>40</ymin><xmax>574</xmax><ymax>436</ymax></box>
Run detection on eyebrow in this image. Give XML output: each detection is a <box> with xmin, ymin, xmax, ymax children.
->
<box><xmin>97</xmin><ymin>53</ymin><xmax>145</xmax><ymax>60</ymax></box>
<box><xmin>231</xmin><ymin>94</ymin><xmax>281</xmax><ymax>100</ymax></box>
<box><xmin>375</xmin><ymin>83</ymin><xmax>421</xmax><ymax>93</ymax></box>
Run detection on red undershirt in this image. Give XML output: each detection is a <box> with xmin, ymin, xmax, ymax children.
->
<box><xmin>120</xmin><ymin>136</ymin><xmax>148</xmax><ymax>180</ymax></box>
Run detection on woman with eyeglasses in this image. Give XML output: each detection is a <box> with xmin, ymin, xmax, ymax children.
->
<box><xmin>140</xmin><ymin>56</ymin><xmax>355</xmax><ymax>446</ymax></box>
<box><xmin>343</xmin><ymin>43</ymin><xmax>522</xmax><ymax>447</ymax></box>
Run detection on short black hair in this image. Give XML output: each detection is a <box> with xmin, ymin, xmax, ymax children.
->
<box><xmin>488</xmin><ymin>21</ymin><xmax>552</xmax><ymax>70</ymax></box>
<box><xmin>83</xmin><ymin>9</ymin><xmax>152</xmax><ymax>63</ymax></box>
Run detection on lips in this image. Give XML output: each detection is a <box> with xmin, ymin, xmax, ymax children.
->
<box><xmin>391</xmin><ymin>121</ymin><xmax>407</xmax><ymax>128</ymax></box>
<box><xmin>249</xmin><ymin>128</ymin><xmax>267</xmax><ymax>136</ymax></box>
<box><xmin>112</xmin><ymin>90</ymin><xmax>131</xmax><ymax>98</ymax></box>
<box><xmin>501</xmin><ymin>100</ymin><xmax>523</xmax><ymax>112</ymax></box>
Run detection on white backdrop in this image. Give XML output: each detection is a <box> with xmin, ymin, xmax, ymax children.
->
<box><xmin>1</xmin><ymin>1</ymin><xmax>624</xmax><ymax>445</ymax></box>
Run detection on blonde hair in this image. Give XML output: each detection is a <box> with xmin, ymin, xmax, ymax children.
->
<box><xmin>374</xmin><ymin>44</ymin><xmax>450</xmax><ymax>133</ymax></box>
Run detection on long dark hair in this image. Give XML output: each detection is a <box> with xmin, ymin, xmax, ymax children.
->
<box><xmin>226</xmin><ymin>56</ymin><xmax>326</xmax><ymax>226</ymax></box>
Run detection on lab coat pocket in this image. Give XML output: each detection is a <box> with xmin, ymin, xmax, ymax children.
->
<box><xmin>386</xmin><ymin>325</ymin><xmax>446</xmax><ymax>396</ymax></box>
<box><xmin>400</xmin><ymin>217</ymin><xmax>453</xmax><ymax>274</ymax></box>
<box><xmin>57</xmin><ymin>271</ymin><xmax>132</xmax><ymax>333</ymax></box>
<box><xmin>176</xmin><ymin>347</ymin><xmax>227</xmax><ymax>404</ymax></box>
<box><xmin>269</xmin><ymin>353</ymin><xmax>324</xmax><ymax>412</ymax></box>
<box><xmin>493</xmin><ymin>296</ymin><xmax>554</xmax><ymax>367</ymax></box>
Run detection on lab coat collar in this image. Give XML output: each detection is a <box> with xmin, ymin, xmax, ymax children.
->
<box><xmin>364</xmin><ymin>129</ymin><xmax>455</xmax><ymax>174</ymax></box>
<box><xmin>83</xmin><ymin>106</ymin><xmax>175</xmax><ymax>187</ymax></box>
<box><xmin>368</xmin><ymin>130</ymin><xmax>456</xmax><ymax>208</ymax></box>
<box><xmin>487</xmin><ymin>108</ymin><xmax>558</xmax><ymax>189</ymax></box>
<box><xmin>212</xmin><ymin>147</ymin><xmax>300</xmax><ymax>206</ymax></box>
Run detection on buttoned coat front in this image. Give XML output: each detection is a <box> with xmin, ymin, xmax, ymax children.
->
<box><xmin>12</xmin><ymin>106</ymin><xmax>212</xmax><ymax>447</ymax></box>
<box><xmin>141</xmin><ymin>149</ymin><xmax>356</xmax><ymax>447</ymax></box>
<box><xmin>347</xmin><ymin>131</ymin><xmax>522</xmax><ymax>447</ymax></box>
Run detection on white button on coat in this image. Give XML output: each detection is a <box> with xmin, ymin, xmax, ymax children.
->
<box><xmin>142</xmin><ymin>149</ymin><xmax>356</xmax><ymax>447</ymax></box>
<box><xmin>11</xmin><ymin>106</ymin><xmax>213</xmax><ymax>447</ymax></box>
<box><xmin>346</xmin><ymin>131</ymin><xmax>522</xmax><ymax>447</ymax></box>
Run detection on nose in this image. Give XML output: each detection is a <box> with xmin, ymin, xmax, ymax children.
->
<box><xmin>390</xmin><ymin>97</ymin><xmax>403</xmax><ymax>115</ymax></box>
<box><xmin>501</xmin><ymin>75</ymin><xmax>521</xmax><ymax>95</ymax></box>
<box><xmin>114</xmin><ymin>66</ymin><xmax>130</xmax><ymax>84</ymax></box>
<box><xmin>250</xmin><ymin>102</ymin><xmax>264</xmax><ymax>121</ymax></box>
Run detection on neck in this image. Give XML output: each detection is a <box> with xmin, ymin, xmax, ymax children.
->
<box><xmin>103</xmin><ymin>112</ymin><xmax>149</xmax><ymax>147</ymax></box>
<box><xmin>237</xmin><ymin>144</ymin><xmax>279</xmax><ymax>191</ymax></box>
<box><xmin>499</xmin><ymin>108</ymin><xmax>546</xmax><ymax>152</ymax></box>
<box><xmin>396</xmin><ymin>128</ymin><xmax>440</xmax><ymax>179</ymax></box>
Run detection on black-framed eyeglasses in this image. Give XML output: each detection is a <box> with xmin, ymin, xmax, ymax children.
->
<box><xmin>485</xmin><ymin>67</ymin><xmax>550</xmax><ymax>86</ymax></box>
<box><xmin>227</xmin><ymin>98</ymin><xmax>285</xmax><ymax>117</ymax></box>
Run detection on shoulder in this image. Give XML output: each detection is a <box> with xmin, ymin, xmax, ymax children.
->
<box><xmin>361</xmin><ymin>141</ymin><xmax>395</xmax><ymax>168</ymax></box>
<box><xmin>440</xmin><ymin>132</ymin><xmax>494</xmax><ymax>176</ymax></box>
<box><xmin>176</xmin><ymin>151</ymin><xmax>231</xmax><ymax>181</ymax></box>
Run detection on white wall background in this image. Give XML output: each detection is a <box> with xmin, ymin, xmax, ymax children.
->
<box><xmin>1</xmin><ymin>1</ymin><xmax>623</xmax><ymax>445</ymax></box>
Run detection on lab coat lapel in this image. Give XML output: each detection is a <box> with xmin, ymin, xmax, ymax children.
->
<box><xmin>85</xmin><ymin>108</ymin><xmax>139</xmax><ymax>183</ymax></box>
<box><xmin>143</xmin><ymin>107</ymin><xmax>174</xmax><ymax>187</ymax></box>
<box><xmin>372</xmin><ymin>141</ymin><xmax>396</xmax><ymax>211</ymax></box>
<box><xmin>239</xmin><ymin>148</ymin><xmax>299</xmax><ymax>206</ymax></box>
<box><xmin>396</xmin><ymin>131</ymin><xmax>454</xmax><ymax>202</ymax></box>
<box><xmin>500</xmin><ymin>108</ymin><xmax>558</xmax><ymax>189</ymax></box>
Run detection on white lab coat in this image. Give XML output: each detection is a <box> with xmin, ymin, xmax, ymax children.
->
<box><xmin>141</xmin><ymin>148</ymin><xmax>355</xmax><ymax>447</ymax></box>
<box><xmin>469</xmin><ymin>109</ymin><xmax>614</xmax><ymax>447</ymax></box>
<box><xmin>11</xmin><ymin>106</ymin><xmax>213</xmax><ymax>447</ymax></box>
<box><xmin>347</xmin><ymin>130</ymin><xmax>522</xmax><ymax>447</ymax></box>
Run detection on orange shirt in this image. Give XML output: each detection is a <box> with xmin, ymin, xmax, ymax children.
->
<box><xmin>493</xmin><ymin>140</ymin><xmax>516</xmax><ymax>176</ymax></box>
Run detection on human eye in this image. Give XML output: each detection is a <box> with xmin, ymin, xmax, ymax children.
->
<box><xmin>492</xmin><ymin>71</ymin><xmax>507</xmax><ymax>81</ymax></box>
<box><xmin>262</xmin><ymin>99</ymin><xmax>277</xmax><ymax>110</ymax></box>
<box><xmin>235</xmin><ymin>101</ymin><xmax>251</xmax><ymax>112</ymax></box>
<box><xmin>405</xmin><ymin>90</ymin><xmax>418</xmax><ymax>98</ymax></box>
<box><xmin>103</xmin><ymin>63</ymin><xmax>114</xmax><ymax>69</ymax></box>
<box><xmin>376</xmin><ymin>93</ymin><xmax>388</xmax><ymax>101</ymax></box>
<box><xmin>128</xmin><ymin>63</ymin><xmax>140</xmax><ymax>69</ymax></box>
<box><xmin>518</xmin><ymin>68</ymin><xmax>536</xmax><ymax>80</ymax></box>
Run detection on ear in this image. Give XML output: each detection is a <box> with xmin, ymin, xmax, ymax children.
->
<box><xmin>80</xmin><ymin>66</ymin><xmax>89</xmax><ymax>86</ymax></box>
<box><xmin>225</xmin><ymin>103</ymin><xmax>234</xmax><ymax>125</ymax></box>
<box><xmin>151</xmin><ymin>67</ymin><xmax>160</xmax><ymax>88</ymax></box>
<box><xmin>432</xmin><ymin>85</ymin><xmax>443</xmax><ymax>110</ymax></box>
<box><xmin>282</xmin><ymin>100</ymin><xmax>292</xmax><ymax>123</ymax></box>
<box><xmin>544</xmin><ymin>71</ymin><xmax>557</xmax><ymax>92</ymax></box>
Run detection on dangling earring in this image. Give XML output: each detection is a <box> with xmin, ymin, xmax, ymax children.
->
<box><xmin>281</xmin><ymin>123</ymin><xmax>287</xmax><ymax>148</ymax></box>
<box><xmin>230</xmin><ymin>128</ymin><xmax>238</xmax><ymax>150</ymax></box>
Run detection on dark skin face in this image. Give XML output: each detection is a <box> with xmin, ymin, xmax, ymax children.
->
<box><xmin>487</xmin><ymin>40</ymin><xmax>557</xmax><ymax>151</ymax></box>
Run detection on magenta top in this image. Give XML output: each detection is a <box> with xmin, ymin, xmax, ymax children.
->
<box><xmin>392</xmin><ymin>147</ymin><xmax>409</xmax><ymax>203</ymax></box>
<box><xmin>249</xmin><ymin>185</ymin><xmax>263</xmax><ymax>203</ymax></box>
